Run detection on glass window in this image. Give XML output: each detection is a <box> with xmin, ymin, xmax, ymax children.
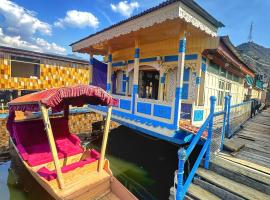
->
<box><xmin>11</xmin><ymin>56</ymin><xmax>40</xmax><ymax>78</ymax></box>
<box><xmin>208</xmin><ymin>62</ymin><xmax>219</xmax><ymax>75</ymax></box>
<box><xmin>220</xmin><ymin>68</ymin><xmax>226</xmax><ymax>78</ymax></box>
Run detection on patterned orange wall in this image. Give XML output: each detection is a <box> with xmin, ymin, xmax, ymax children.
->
<box><xmin>0</xmin><ymin>58</ymin><xmax>90</xmax><ymax>90</ymax></box>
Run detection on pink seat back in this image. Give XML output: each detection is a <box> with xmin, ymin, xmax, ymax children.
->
<box><xmin>13</xmin><ymin>117</ymin><xmax>70</xmax><ymax>147</ymax></box>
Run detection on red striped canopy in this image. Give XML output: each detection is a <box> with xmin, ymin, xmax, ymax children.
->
<box><xmin>8</xmin><ymin>85</ymin><xmax>118</xmax><ymax>112</ymax></box>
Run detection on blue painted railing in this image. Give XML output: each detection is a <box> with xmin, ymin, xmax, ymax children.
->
<box><xmin>175</xmin><ymin>96</ymin><xmax>216</xmax><ymax>199</ymax></box>
<box><xmin>175</xmin><ymin>95</ymin><xmax>254</xmax><ymax>199</ymax></box>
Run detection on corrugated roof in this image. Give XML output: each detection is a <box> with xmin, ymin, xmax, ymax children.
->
<box><xmin>0</xmin><ymin>45</ymin><xmax>89</xmax><ymax>64</ymax></box>
<box><xmin>220</xmin><ymin>36</ymin><xmax>256</xmax><ymax>73</ymax></box>
<box><xmin>70</xmin><ymin>0</ymin><xmax>224</xmax><ymax>46</ymax></box>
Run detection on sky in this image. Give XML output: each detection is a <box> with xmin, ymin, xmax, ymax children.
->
<box><xmin>0</xmin><ymin>0</ymin><xmax>269</xmax><ymax>59</ymax></box>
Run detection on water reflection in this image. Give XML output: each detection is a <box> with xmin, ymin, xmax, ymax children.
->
<box><xmin>0</xmin><ymin>126</ymin><xmax>180</xmax><ymax>200</ymax></box>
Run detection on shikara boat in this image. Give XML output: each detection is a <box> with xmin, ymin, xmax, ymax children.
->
<box><xmin>7</xmin><ymin>85</ymin><xmax>138</xmax><ymax>200</ymax></box>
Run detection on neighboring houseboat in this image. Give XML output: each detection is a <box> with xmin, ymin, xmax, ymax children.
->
<box><xmin>71</xmin><ymin>0</ymin><xmax>225</xmax><ymax>144</ymax></box>
<box><xmin>0</xmin><ymin>46</ymin><xmax>89</xmax><ymax>109</ymax></box>
<box><xmin>7</xmin><ymin>85</ymin><xmax>138</xmax><ymax>200</ymax></box>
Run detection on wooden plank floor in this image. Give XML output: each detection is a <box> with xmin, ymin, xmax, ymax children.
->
<box><xmin>224</xmin><ymin>108</ymin><xmax>270</xmax><ymax>168</ymax></box>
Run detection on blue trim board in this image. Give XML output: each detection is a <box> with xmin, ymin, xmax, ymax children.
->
<box><xmin>134</xmin><ymin>48</ymin><xmax>140</xmax><ymax>58</ymax></box>
<box><xmin>90</xmin><ymin>58</ymin><xmax>94</xmax><ymax>65</ymax></box>
<box><xmin>132</xmin><ymin>84</ymin><xmax>138</xmax><ymax>114</ymax></box>
<box><xmin>201</xmin><ymin>63</ymin><xmax>206</xmax><ymax>72</ymax></box>
<box><xmin>153</xmin><ymin>105</ymin><xmax>171</xmax><ymax>119</ymax></box>
<box><xmin>202</xmin><ymin>56</ymin><xmax>207</xmax><ymax>63</ymax></box>
<box><xmin>112</xmin><ymin>61</ymin><xmax>125</xmax><ymax>67</ymax></box>
<box><xmin>88</xmin><ymin>105</ymin><xmax>194</xmax><ymax>145</ymax></box>
<box><xmin>164</xmin><ymin>55</ymin><xmax>178</xmax><ymax>62</ymax></box>
<box><xmin>185</xmin><ymin>54</ymin><xmax>198</xmax><ymax>60</ymax></box>
<box><xmin>164</xmin><ymin>54</ymin><xmax>198</xmax><ymax>62</ymax></box>
<box><xmin>181</xmin><ymin>84</ymin><xmax>189</xmax><ymax>99</ymax></box>
<box><xmin>173</xmin><ymin>87</ymin><xmax>182</xmax><ymax>128</ymax></box>
<box><xmin>137</xmin><ymin>102</ymin><xmax>152</xmax><ymax>115</ymax></box>
<box><xmin>140</xmin><ymin>57</ymin><xmax>157</xmax><ymax>62</ymax></box>
<box><xmin>106</xmin><ymin>83</ymin><xmax>111</xmax><ymax>92</ymax></box>
<box><xmin>193</xmin><ymin>110</ymin><xmax>204</xmax><ymax>121</ymax></box>
<box><xmin>196</xmin><ymin>77</ymin><xmax>201</xmax><ymax>85</ymax></box>
<box><xmin>115</xmin><ymin>54</ymin><xmax>198</xmax><ymax>66</ymax></box>
<box><xmin>179</xmin><ymin>39</ymin><xmax>186</xmax><ymax>53</ymax></box>
<box><xmin>183</xmin><ymin>68</ymin><xmax>190</xmax><ymax>81</ymax></box>
<box><xmin>108</xmin><ymin>54</ymin><xmax>112</xmax><ymax>62</ymax></box>
<box><xmin>120</xmin><ymin>99</ymin><xmax>131</xmax><ymax>110</ymax></box>
<box><xmin>160</xmin><ymin>76</ymin><xmax>166</xmax><ymax>84</ymax></box>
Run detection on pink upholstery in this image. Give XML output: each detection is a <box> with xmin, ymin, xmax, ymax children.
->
<box><xmin>13</xmin><ymin>117</ymin><xmax>83</xmax><ymax>166</ymax></box>
<box><xmin>37</xmin><ymin>150</ymin><xmax>100</xmax><ymax>181</ymax></box>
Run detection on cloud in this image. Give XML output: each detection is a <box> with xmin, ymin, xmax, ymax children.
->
<box><xmin>111</xmin><ymin>1</ymin><xmax>139</xmax><ymax>17</ymax></box>
<box><xmin>0</xmin><ymin>27</ymin><xmax>66</xmax><ymax>54</ymax></box>
<box><xmin>0</xmin><ymin>0</ymin><xmax>66</xmax><ymax>54</ymax></box>
<box><xmin>0</xmin><ymin>0</ymin><xmax>51</xmax><ymax>38</ymax></box>
<box><xmin>54</xmin><ymin>10</ymin><xmax>99</xmax><ymax>29</ymax></box>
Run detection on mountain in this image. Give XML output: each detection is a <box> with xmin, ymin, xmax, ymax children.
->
<box><xmin>237</xmin><ymin>42</ymin><xmax>270</xmax><ymax>78</ymax></box>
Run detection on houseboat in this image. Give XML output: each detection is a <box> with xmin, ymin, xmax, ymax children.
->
<box><xmin>7</xmin><ymin>85</ymin><xmax>138</xmax><ymax>200</ymax></box>
<box><xmin>71</xmin><ymin>0</ymin><xmax>259</xmax><ymax>144</ymax></box>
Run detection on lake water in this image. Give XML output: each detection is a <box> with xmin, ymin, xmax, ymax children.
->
<box><xmin>0</xmin><ymin>126</ymin><xmax>182</xmax><ymax>200</ymax></box>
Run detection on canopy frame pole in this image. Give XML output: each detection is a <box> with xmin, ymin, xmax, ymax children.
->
<box><xmin>40</xmin><ymin>104</ymin><xmax>65</xmax><ymax>189</ymax></box>
<box><xmin>98</xmin><ymin>106</ymin><xmax>112</xmax><ymax>172</ymax></box>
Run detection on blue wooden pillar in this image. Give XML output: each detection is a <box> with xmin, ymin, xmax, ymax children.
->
<box><xmin>106</xmin><ymin>53</ymin><xmax>112</xmax><ymax>92</ymax></box>
<box><xmin>220</xmin><ymin>96</ymin><xmax>229</xmax><ymax>150</ymax></box>
<box><xmin>226</xmin><ymin>95</ymin><xmax>232</xmax><ymax>137</ymax></box>
<box><xmin>204</xmin><ymin>96</ymin><xmax>216</xmax><ymax>169</ymax></box>
<box><xmin>89</xmin><ymin>53</ymin><xmax>94</xmax><ymax>85</ymax></box>
<box><xmin>173</xmin><ymin>34</ymin><xmax>186</xmax><ymax>129</ymax></box>
<box><xmin>132</xmin><ymin>46</ymin><xmax>140</xmax><ymax>114</ymax></box>
<box><xmin>176</xmin><ymin>148</ymin><xmax>186</xmax><ymax>200</ymax></box>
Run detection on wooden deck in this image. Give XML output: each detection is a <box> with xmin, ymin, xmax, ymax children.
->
<box><xmin>224</xmin><ymin>108</ymin><xmax>270</xmax><ymax>168</ymax></box>
<box><xmin>184</xmin><ymin>108</ymin><xmax>270</xmax><ymax>200</ymax></box>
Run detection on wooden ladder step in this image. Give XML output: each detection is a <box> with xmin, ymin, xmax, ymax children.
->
<box><xmin>196</xmin><ymin>168</ymin><xmax>270</xmax><ymax>200</ymax></box>
<box><xmin>187</xmin><ymin>183</ymin><xmax>221</xmax><ymax>200</ymax></box>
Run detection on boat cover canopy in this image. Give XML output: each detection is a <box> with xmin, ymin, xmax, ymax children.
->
<box><xmin>8</xmin><ymin>85</ymin><xmax>118</xmax><ymax>113</ymax></box>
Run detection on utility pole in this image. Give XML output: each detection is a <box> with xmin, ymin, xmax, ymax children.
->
<box><xmin>248</xmin><ymin>22</ymin><xmax>253</xmax><ymax>43</ymax></box>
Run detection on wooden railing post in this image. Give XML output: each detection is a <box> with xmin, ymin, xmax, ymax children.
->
<box><xmin>226</xmin><ymin>95</ymin><xmax>232</xmax><ymax>138</ymax></box>
<box><xmin>98</xmin><ymin>106</ymin><xmax>112</xmax><ymax>172</ymax></box>
<box><xmin>176</xmin><ymin>148</ymin><xmax>186</xmax><ymax>200</ymax></box>
<box><xmin>204</xmin><ymin>96</ymin><xmax>216</xmax><ymax>169</ymax></box>
<box><xmin>220</xmin><ymin>96</ymin><xmax>229</xmax><ymax>150</ymax></box>
<box><xmin>40</xmin><ymin>105</ymin><xmax>65</xmax><ymax>189</ymax></box>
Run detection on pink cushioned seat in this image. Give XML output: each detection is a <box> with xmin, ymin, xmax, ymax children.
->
<box><xmin>13</xmin><ymin>117</ymin><xmax>83</xmax><ymax>167</ymax></box>
<box><xmin>37</xmin><ymin>150</ymin><xmax>100</xmax><ymax>181</ymax></box>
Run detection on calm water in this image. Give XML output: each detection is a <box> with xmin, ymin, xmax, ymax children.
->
<box><xmin>0</xmin><ymin>126</ymin><xmax>182</xmax><ymax>200</ymax></box>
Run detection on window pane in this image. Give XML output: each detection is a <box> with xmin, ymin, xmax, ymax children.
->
<box><xmin>11</xmin><ymin>61</ymin><xmax>40</xmax><ymax>78</ymax></box>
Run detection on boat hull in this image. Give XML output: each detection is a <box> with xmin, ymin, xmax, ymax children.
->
<box><xmin>9</xmin><ymin>139</ymin><xmax>138</xmax><ymax>200</ymax></box>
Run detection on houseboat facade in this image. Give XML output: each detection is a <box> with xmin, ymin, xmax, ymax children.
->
<box><xmin>71</xmin><ymin>0</ymin><xmax>261</xmax><ymax>144</ymax></box>
<box><xmin>0</xmin><ymin>46</ymin><xmax>90</xmax><ymax>109</ymax></box>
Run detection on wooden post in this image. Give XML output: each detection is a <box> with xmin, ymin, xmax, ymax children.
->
<box><xmin>89</xmin><ymin>53</ymin><xmax>94</xmax><ymax>85</ymax></box>
<box><xmin>107</xmin><ymin>47</ymin><xmax>112</xmax><ymax>93</ymax></box>
<box><xmin>40</xmin><ymin>105</ymin><xmax>65</xmax><ymax>189</ymax></box>
<box><xmin>158</xmin><ymin>71</ymin><xmax>165</xmax><ymax>100</ymax></box>
<box><xmin>173</xmin><ymin>32</ymin><xmax>186</xmax><ymax>129</ymax></box>
<box><xmin>98</xmin><ymin>106</ymin><xmax>112</xmax><ymax>172</ymax></box>
<box><xmin>132</xmin><ymin>39</ymin><xmax>140</xmax><ymax>114</ymax></box>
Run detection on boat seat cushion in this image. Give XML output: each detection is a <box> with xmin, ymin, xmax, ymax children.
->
<box><xmin>23</xmin><ymin>135</ymin><xmax>83</xmax><ymax>166</ymax></box>
<box><xmin>13</xmin><ymin>117</ymin><xmax>83</xmax><ymax>166</ymax></box>
<box><xmin>37</xmin><ymin>150</ymin><xmax>100</xmax><ymax>181</ymax></box>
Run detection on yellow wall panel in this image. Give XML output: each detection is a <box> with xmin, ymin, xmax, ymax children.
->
<box><xmin>0</xmin><ymin>58</ymin><xmax>89</xmax><ymax>90</ymax></box>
